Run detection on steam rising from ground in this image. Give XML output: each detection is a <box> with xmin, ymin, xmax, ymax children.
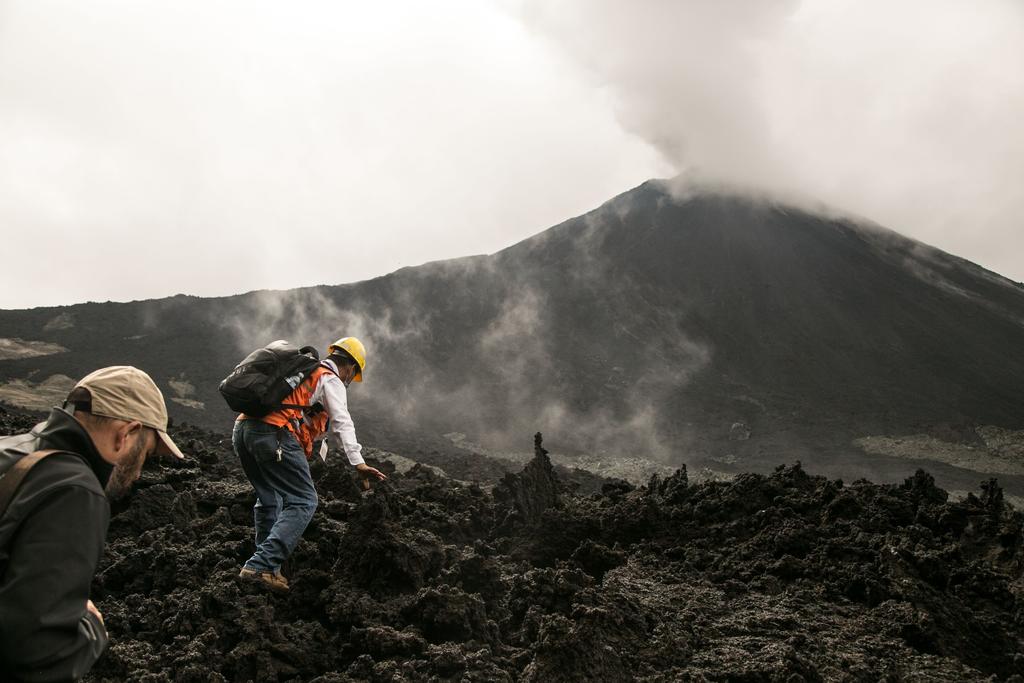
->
<box><xmin>511</xmin><ymin>0</ymin><xmax>1024</xmax><ymax>283</ymax></box>
<box><xmin>217</xmin><ymin>238</ymin><xmax>712</xmax><ymax>464</ymax></box>
<box><xmin>221</xmin><ymin>287</ymin><xmax>428</xmax><ymax>383</ymax></box>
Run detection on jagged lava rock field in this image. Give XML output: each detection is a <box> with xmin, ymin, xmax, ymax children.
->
<box><xmin>2</xmin><ymin>406</ymin><xmax>1023</xmax><ymax>681</ymax></box>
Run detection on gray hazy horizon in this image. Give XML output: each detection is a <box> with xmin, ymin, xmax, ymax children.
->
<box><xmin>1</xmin><ymin>0</ymin><xmax>1021</xmax><ymax>310</ymax></box>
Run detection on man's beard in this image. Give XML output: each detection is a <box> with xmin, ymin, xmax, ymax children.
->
<box><xmin>105</xmin><ymin>438</ymin><xmax>147</xmax><ymax>500</ymax></box>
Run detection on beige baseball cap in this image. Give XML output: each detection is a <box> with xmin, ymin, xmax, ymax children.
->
<box><xmin>72</xmin><ymin>366</ymin><xmax>185</xmax><ymax>459</ymax></box>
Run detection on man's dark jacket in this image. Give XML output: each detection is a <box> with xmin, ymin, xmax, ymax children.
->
<box><xmin>0</xmin><ymin>408</ymin><xmax>113</xmax><ymax>681</ymax></box>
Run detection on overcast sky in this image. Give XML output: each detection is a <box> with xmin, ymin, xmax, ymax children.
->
<box><xmin>1</xmin><ymin>0</ymin><xmax>1021</xmax><ymax>310</ymax></box>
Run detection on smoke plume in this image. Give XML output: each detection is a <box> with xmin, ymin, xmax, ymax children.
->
<box><xmin>511</xmin><ymin>0</ymin><xmax>1024</xmax><ymax>282</ymax></box>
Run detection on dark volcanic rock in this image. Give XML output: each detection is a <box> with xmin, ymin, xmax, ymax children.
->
<box><xmin>570</xmin><ymin>539</ymin><xmax>626</xmax><ymax>581</ymax></box>
<box><xmin>2</xmin><ymin>408</ymin><xmax>1021</xmax><ymax>681</ymax></box>
<box><xmin>493</xmin><ymin>432</ymin><xmax>561</xmax><ymax>528</ymax></box>
<box><xmin>647</xmin><ymin>464</ymin><xmax>689</xmax><ymax>504</ymax></box>
<box><xmin>401</xmin><ymin>585</ymin><xmax>496</xmax><ymax>646</ymax></box>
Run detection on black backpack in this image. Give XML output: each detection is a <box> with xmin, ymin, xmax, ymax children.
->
<box><xmin>218</xmin><ymin>340</ymin><xmax>322</xmax><ymax>417</ymax></box>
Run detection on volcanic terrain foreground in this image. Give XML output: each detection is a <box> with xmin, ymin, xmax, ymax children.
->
<box><xmin>0</xmin><ymin>407</ymin><xmax>1009</xmax><ymax>681</ymax></box>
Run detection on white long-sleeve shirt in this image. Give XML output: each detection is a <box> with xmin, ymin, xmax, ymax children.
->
<box><xmin>310</xmin><ymin>359</ymin><xmax>364</xmax><ymax>466</ymax></box>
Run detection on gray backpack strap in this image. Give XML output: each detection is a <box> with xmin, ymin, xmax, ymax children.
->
<box><xmin>0</xmin><ymin>450</ymin><xmax>63</xmax><ymax>519</ymax></box>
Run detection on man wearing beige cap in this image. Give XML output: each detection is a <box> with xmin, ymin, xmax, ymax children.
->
<box><xmin>0</xmin><ymin>365</ymin><xmax>183</xmax><ymax>681</ymax></box>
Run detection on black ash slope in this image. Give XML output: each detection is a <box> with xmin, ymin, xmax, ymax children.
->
<box><xmin>2</xmin><ymin>180</ymin><xmax>1023</xmax><ymax>492</ymax></box>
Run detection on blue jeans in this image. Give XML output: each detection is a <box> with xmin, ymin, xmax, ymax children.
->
<box><xmin>232</xmin><ymin>419</ymin><xmax>318</xmax><ymax>573</ymax></box>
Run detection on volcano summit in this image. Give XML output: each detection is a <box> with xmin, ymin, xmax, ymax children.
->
<box><xmin>0</xmin><ymin>180</ymin><xmax>1022</xmax><ymax>495</ymax></box>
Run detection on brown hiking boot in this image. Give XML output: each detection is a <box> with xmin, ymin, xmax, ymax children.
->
<box><xmin>238</xmin><ymin>567</ymin><xmax>289</xmax><ymax>593</ymax></box>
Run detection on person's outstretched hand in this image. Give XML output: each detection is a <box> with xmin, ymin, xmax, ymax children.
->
<box><xmin>356</xmin><ymin>463</ymin><xmax>387</xmax><ymax>482</ymax></box>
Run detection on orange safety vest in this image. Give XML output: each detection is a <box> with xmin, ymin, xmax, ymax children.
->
<box><xmin>245</xmin><ymin>365</ymin><xmax>338</xmax><ymax>457</ymax></box>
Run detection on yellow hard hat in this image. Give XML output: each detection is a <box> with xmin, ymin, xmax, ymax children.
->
<box><xmin>327</xmin><ymin>337</ymin><xmax>366</xmax><ymax>382</ymax></box>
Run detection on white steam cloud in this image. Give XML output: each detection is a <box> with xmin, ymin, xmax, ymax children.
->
<box><xmin>511</xmin><ymin>0</ymin><xmax>1024</xmax><ymax>283</ymax></box>
<box><xmin>214</xmin><ymin>245</ymin><xmax>713</xmax><ymax>464</ymax></box>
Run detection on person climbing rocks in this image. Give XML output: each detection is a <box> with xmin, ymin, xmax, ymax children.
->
<box><xmin>0</xmin><ymin>366</ymin><xmax>184</xmax><ymax>681</ymax></box>
<box><xmin>233</xmin><ymin>336</ymin><xmax>386</xmax><ymax>593</ymax></box>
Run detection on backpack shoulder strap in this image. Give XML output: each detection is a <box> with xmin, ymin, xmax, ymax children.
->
<box><xmin>0</xmin><ymin>449</ymin><xmax>65</xmax><ymax>519</ymax></box>
<box><xmin>277</xmin><ymin>365</ymin><xmax>336</xmax><ymax>412</ymax></box>
<box><xmin>318</xmin><ymin>360</ymin><xmax>340</xmax><ymax>378</ymax></box>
